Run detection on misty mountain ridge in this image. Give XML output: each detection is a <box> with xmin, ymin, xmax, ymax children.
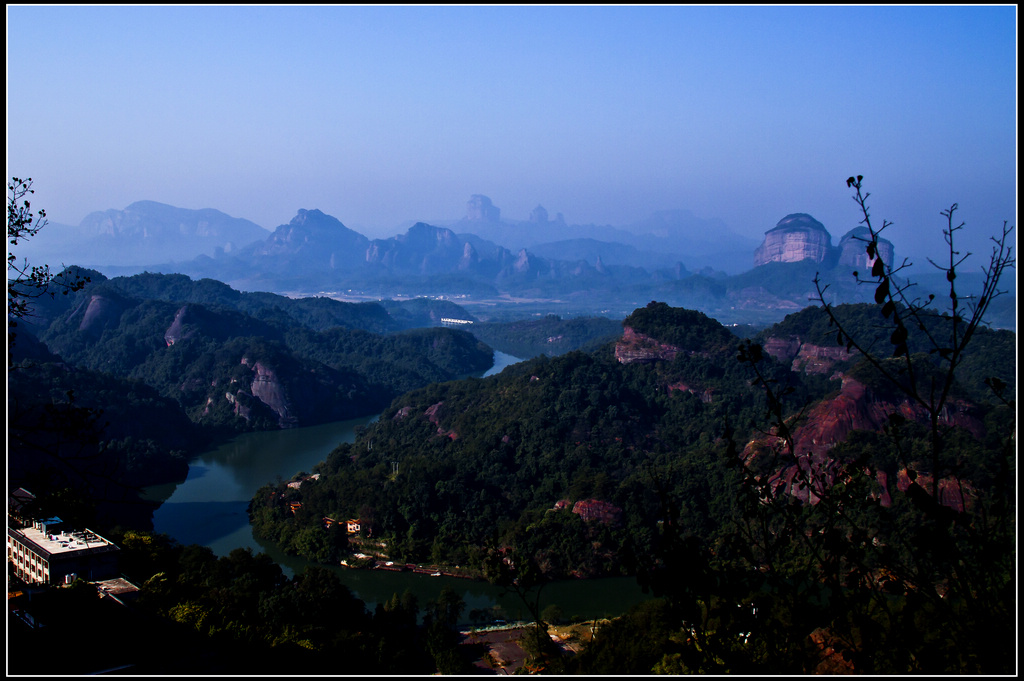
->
<box><xmin>23</xmin><ymin>193</ymin><xmax>753</xmax><ymax>273</ymax></box>
<box><xmin>441</xmin><ymin>198</ymin><xmax>757</xmax><ymax>273</ymax></box>
<box><xmin>239</xmin><ymin>208</ymin><xmax>370</xmax><ymax>271</ymax></box>
<box><xmin>17</xmin><ymin>194</ymin><xmax>1014</xmax><ymax>329</ymax></box>
<box><xmin>17</xmin><ymin>200</ymin><xmax>270</xmax><ymax>268</ymax></box>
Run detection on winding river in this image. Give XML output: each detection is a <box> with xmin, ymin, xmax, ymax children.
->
<box><xmin>144</xmin><ymin>351</ymin><xmax>649</xmax><ymax>624</ymax></box>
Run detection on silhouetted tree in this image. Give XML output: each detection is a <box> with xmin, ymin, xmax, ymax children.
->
<box><xmin>8</xmin><ymin>177</ymin><xmax>89</xmax><ymax>357</ymax></box>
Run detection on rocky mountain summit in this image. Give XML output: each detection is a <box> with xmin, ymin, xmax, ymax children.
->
<box><xmin>754</xmin><ymin>213</ymin><xmax>894</xmax><ymax>269</ymax></box>
<box><xmin>365</xmin><ymin>222</ymin><xmax>475</xmax><ymax>274</ymax></box>
<box><xmin>79</xmin><ymin>201</ymin><xmax>267</xmax><ymax>246</ymax></box>
<box><xmin>247</xmin><ymin>208</ymin><xmax>370</xmax><ymax>271</ymax></box>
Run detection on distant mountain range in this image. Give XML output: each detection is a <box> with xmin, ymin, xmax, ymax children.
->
<box><xmin>17</xmin><ymin>200</ymin><xmax>270</xmax><ymax>267</ymax></box>
<box><xmin>16</xmin><ymin>195</ymin><xmax>1014</xmax><ymax>329</ymax></box>
<box><xmin>20</xmin><ymin>195</ymin><xmax>756</xmax><ymax>273</ymax></box>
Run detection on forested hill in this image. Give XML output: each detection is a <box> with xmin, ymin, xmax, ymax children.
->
<box><xmin>253</xmin><ymin>298</ymin><xmax>1013</xmax><ymax>575</ymax></box>
<box><xmin>8</xmin><ymin>330</ymin><xmax>196</xmax><ymax>529</ymax></box>
<box><xmin>21</xmin><ymin>271</ymin><xmax>494</xmax><ymax>435</ymax></box>
<box><xmin>753</xmin><ymin>303</ymin><xmax>1016</xmax><ymax>403</ymax></box>
<box><xmin>250</xmin><ymin>299</ymin><xmax>1015</xmax><ymax>672</ymax></box>
<box><xmin>467</xmin><ymin>314</ymin><xmax>622</xmax><ymax>359</ymax></box>
<box><xmin>64</xmin><ymin>270</ymin><xmax>474</xmax><ymax>334</ymax></box>
<box><xmin>250</xmin><ymin>303</ymin><xmax>806</xmax><ymax>570</ymax></box>
<box><xmin>621</xmin><ymin>301</ymin><xmax>739</xmax><ymax>354</ymax></box>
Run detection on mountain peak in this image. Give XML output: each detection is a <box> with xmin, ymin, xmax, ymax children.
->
<box><xmin>465</xmin><ymin>195</ymin><xmax>500</xmax><ymax>222</ymax></box>
<box><xmin>768</xmin><ymin>213</ymin><xmax>828</xmax><ymax>234</ymax></box>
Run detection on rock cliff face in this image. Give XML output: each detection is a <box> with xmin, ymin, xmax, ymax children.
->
<box><xmin>754</xmin><ymin>214</ymin><xmax>833</xmax><ymax>266</ymax></box>
<box><xmin>365</xmin><ymin>223</ymin><xmax>466</xmax><ymax>274</ymax></box>
<box><xmin>80</xmin><ymin>201</ymin><xmax>267</xmax><ymax>244</ymax></box>
<box><xmin>253</xmin><ymin>208</ymin><xmax>369</xmax><ymax>270</ymax></box>
<box><xmin>837</xmin><ymin>226</ymin><xmax>895</xmax><ymax>270</ymax></box>
<box><xmin>465</xmin><ymin>194</ymin><xmax>501</xmax><ymax>222</ymax></box>
<box><xmin>552</xmin><ymin>498</ymin><xmax>623</xmax><ymax>525</ymax></box>
<box><xmin>458</xmin><ymin>241</ymin><xmax>479</xmax><ymax>270</ymax></box>
<box><xmin>754</xmin><ymin>214</ymin><xmax>896</xmax><ymax>273</ymax></box>
<box><xmin>742</xmin><ymin>375</ymin><xmax>984</xmax><ymax>509</ymax></box>
<box><xmin>791</xmin><ymin>343</ymin><xmax>854</xmax><ymax>374</ymax></box>
<box><xmin>411</xmin><ymin>400</ymin><xmax>458</xmax><ymax>439</ymax></box>
<box><xmin>243</xmin><ymin>358</ymin><xmax>297</xmax><ymax>428</ymax></box>
<box><xmin>762</xmin><ymin>336</ymin><xmax>855</xmax><ymax>374</ymax></box>
<box><xmin>76</xmin><ymin>295</ymin><xmax>126</xmax><ymax>336</ymax></box>
<box><xmin>70</xmin><ymin>201</ymin><xmax>269</xmax><ymax>266</ymax></box>
<box><xmin>614</xmin><ymin>327</ymin><xmax>681</xmax><ymax>364</ymax></box>
<box><xmin>571</xmin><ymin>499</ymin><xmax>623</xmax><ymax>525</ymax></box>
<box><xmin>164</xmin><ymin>305</ymin><xmax>196</xmax><ymax>346</ymax></box>
<box><xmin>666</xmin><ymin>381</ymin><xmax>715</xmax><ymax>403</ymax></box>
<box><xmin>512</xmin><ymin>249</ymin><xmax>535</xmax><ymax>274</ymax></box>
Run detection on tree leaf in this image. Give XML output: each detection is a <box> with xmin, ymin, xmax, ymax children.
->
<box><xmin>874</xmin><ymin>280</ymin><xmax>890</xmax><ymax>304</ymax></box>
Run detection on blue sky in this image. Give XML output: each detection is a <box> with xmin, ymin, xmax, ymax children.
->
<box><xmin>7</xmin><ymin>5</ymin><xmax>1017</xmax><ymax>264</ymax></box>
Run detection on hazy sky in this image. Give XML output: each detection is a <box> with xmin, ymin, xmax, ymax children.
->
<box><xmin>7</xmin><ymin>5</ymin><xmax>1017</xmax><ymax>264</ymax></box>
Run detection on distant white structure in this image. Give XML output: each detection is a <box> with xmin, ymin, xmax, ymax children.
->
<box><xmin>440</xmin><ymin>317</ymin><xmax>473</xmax><ymax>326</ymax></box>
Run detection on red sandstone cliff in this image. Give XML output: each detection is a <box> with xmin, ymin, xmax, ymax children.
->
<box><xmin>614</xmin><ymin>326</ymin><xmax>681</xmax><ymax>364</ymax></box>
<box><xmin>742</xmin><ymin>375</ymin><xmax>983</xmax><ymax>510</ymax></box>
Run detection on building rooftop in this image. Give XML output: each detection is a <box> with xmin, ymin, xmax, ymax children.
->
<box><xmin>8</xmin><ymin>526</ymin><xmax>119</xmax><ymax>560</ymax></box>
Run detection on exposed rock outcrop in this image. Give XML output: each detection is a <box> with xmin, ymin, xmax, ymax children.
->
<box><xmin>365</xmin><ymin>222</ymin><xmax>468</xmax><ymax>274</ymax></box>
<box><xmin>70</xmin><ymin>201</ymin><xmax>268</xmax><ymax>266</ymax></box>
<box><xmin>754</xmin><ymin>214</ymin><xmax>833</xmax><ymax>266</ymax></box>
<box><xmin>666</xmin><ymin>381</ymin><xmax>714</xmax><ymax>403</ymax></box>
<box><xmin>458</xmin><ymin>241</ymin><xmax>479</xmax><ymax>270</ymax></box>
<box><xmin>241</xmin><ymin>357</ymin><xmax>297</xmax><ymax>428</ymax></box>
<box><xmin>424</xmin><ymin>401</ymin><xmax>446</xmax><ymax>424</ymax></box>
<box><xmin>77</xmin><ymin>295</ymin><xmax>126</xmax><ymax>336</ymax></box>
<box><xmin>571</xmin><ymin>499</ymin><xmax>623</xmax><ymax>525</ymax></box>
<box><xmin>792</xmin><ymin>343</ymin><xmax>855</xmax><ymax>374</ymax></box>
<box><xmin>422</xmin><ymin>401</ymin><xmax>458</xmax><ymax>439</ymax></box>
<box><xmin>465</xmin><ymin>194</ymin><xmax>500</xmax><ymax>222</ymax></box>
<box><xmin>164</xmin><ymin>305</ymin><xmax>196</xmax><ymax>346</ymax></box>
<box><xmin>253</xmin><ymin>208</ymin><xmax>369</xmax><ymax>270</ymax></box>
<box><xmin>742</xmin><ymin>375</ymin><xmax>984</xmax><ymax>508</ymax></box>
<box><xmin>762</xmin><ymin>336</ymin><xmax>803</xmax><ymax>361</ymax></box>
<box><xmin>762</xmin><ymin>335</ymin><xmax>856</xmax><ymax>374</ymax></box>
<box><xmin>753</xmin><ymin>215</ymin><xmax>896</xmax><ymax>276</ymax></box>
<box><xmin>224</xmin><ymin>389</ymin><xmax>260</xmax><ymax>422</ymax></box>
<box><xmin>837</xmin><ymin>226</ymin><xmax>895</xmax><ymax>270</ymax></box>
<box><xmin>614</xmin><ymin>327</ymin><xmax>681</xmax><ymax>364</ymax></box>
<box><xmin>513</xmin><ymin>249</ymin><xmax>534</xmax><ymax>274</ymax></box>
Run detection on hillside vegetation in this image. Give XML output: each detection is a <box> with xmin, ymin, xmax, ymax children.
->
<box><xmin>468</xmin><ymin>314</ymin><xmax>622</xmax><ymax>359</ymax></box>
<box><xmin>8</xmin><ymin>271</ymin><xmax>495</xmax><ymax>528</ymax></box>
<box><xmin>27</xmin><ymin>271</ymin><xmax>493</xmax><ymax>434</ymax></box>
<box><xmin>251</xmin><ymin>299</ymin><xmax>1015</xmax><ymax>673</ymax></box>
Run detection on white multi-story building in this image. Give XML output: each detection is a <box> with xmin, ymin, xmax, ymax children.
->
<box><xmin>8</xmin><ymin>520</ymin><xmax>120</xmax><ymax>586</ymax></box>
